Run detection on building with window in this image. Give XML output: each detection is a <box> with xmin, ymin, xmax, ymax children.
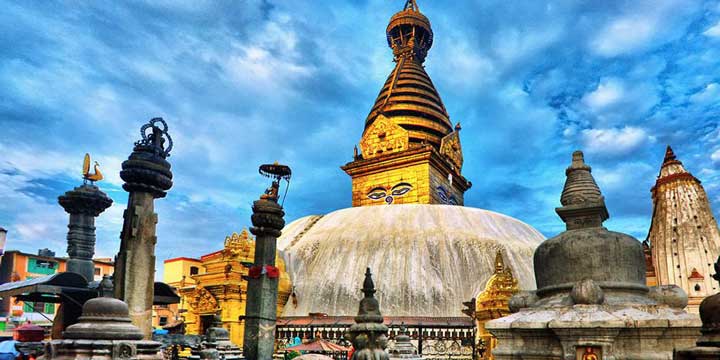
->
<box><xmin>0</xmin><ymin>249</ymin><xmax>114</xmax><ymax>327</ymax></box>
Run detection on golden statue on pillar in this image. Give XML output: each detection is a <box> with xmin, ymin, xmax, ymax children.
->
<box><xmin>82</xmin><ymin>153</ymin><xmax>104</xmax><ymax>183</ymax></box>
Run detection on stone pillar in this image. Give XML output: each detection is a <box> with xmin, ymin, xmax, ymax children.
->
<box><xmin>114</xmin><ymin>118</ymin><xmax>173</xmax><ymax>339</ymax></box>
<box><xmin>58</xmin><ymin>184</ymin><xmax>113</xmax><ymax>281</ymax></box>
<box><xmin>242</xmin><ymin>193</ymin><xmax>285</xmax><ymax>359</ymax></box>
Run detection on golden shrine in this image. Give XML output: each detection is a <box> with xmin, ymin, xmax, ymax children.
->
<box><xmin>473</xmin><ymin>251</ymin><xmax>519</xmax><ymax>359</ymax></box>
<box><xmin>341</xmin><ymin>0</ymin><xmax>471</xmax><ymax>207</ymax></box>
<box><xmin>158</xmin><ymin>229</ymin><xmax>292</xmax><ymax>346</ymax></box>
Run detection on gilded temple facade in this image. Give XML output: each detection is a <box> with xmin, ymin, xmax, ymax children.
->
<box><xmin>341</xmin><ymin>0</ymin><xmax>471</xmax><ymax>207</ymax></box>
<box><xmin>646</xmin><ymin>146</ymin><xmax>720</xmax><ymax>313</ymax></box>
<box><xmin>159</xmin><ymin>229</ymin><xmax>292</xmax><ymax>345</ymax></box>
<box><xmin>473</xmin><ymin>251</ymin><xmax>518</xmax><ymax>360</ymax></box>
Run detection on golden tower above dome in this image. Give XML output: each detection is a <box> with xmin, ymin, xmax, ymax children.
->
<box><xmin>343</xmin><ymin>0</ymin><xmax>471</xmax><ymax>206</ymax></box>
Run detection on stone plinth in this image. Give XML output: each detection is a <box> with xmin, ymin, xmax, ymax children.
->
<box><xmin>58</xmin><ymin>183</ymin><xmax>113</xmax><ymax>281</ymax></box>
<box><xmin>44</xmin><ymin>296</ymin><xmax>162</xmax><ymax>359</ymax></box>
<box><xmin>486</xmin><ymin>151</ymin><xmax>700</xmax><ymax>360</ymax></box>
<box><xmin>114</xmin><ymin>118</ymin><xmax>173</xmax><ymax>339</ymax></box>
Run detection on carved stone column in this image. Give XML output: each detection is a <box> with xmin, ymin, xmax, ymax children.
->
<box><xmin>114</xmin><ymin>118</ymin><xmax>173</xmax><ymax>339</ymax></box>
<box><xmin>58</xmin><ymin>184</ymin><xmax>113</xmax><ymax>281</ymax></box>
<box><xmin>242</xmin><ymin>195</ymin><xmax>285</xmax><ymax>359</ymax></box>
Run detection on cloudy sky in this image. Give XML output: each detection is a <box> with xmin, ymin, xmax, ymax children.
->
<box><xmin>1</xmin><ymin>0</ymin><xmax>719</xmax><ymax>278</ymax></box>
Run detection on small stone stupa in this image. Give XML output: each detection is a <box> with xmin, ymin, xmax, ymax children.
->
<box><xmin>345</xmin><ymin>268</ymin><xmax>390</xmax><ymax>360</ymax></box>
<box><xmin>44</xmin><ymin>276</ymin><xmax>162</xmax><ymax>359</ymax></box>
<box><xmin>389</xmin><ymin>324</ymin><xmax>420</xmax><ymax>359</ymax></box>
<box><xmin>200</xmin><ymin>314</ymin><xmax>242</xmax><ymax>359</ymax></box>
<box><xmin>676</xmin><ymin>256</ymin><xmax>720</xmax><ymax>359</ymax></box>
<box><xmin>486</xmin><ymin>151</ymin><xmax>701</xmax><ymax>359</ymax></box>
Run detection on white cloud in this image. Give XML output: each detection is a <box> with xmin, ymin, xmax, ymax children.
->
<box><xmin>591</xmin><ymin>16</ymin><xmax>657</xmax><ymax>57</ymax></box>
<box><xmin>491</xmin><ymin>26</ymin><xmax>562</xmax><ymax>63</ymax></box>
<box><xmin>712</xmin><ymin>148</ymin><xmax>720</xmax><ymax>165</ymax></box>
<box><xmin>580</xmin><ymin>77</ymin><xmax>658</xmax><ymax>126</ymax></box>
<box><xmin>581</xmin><ymin>126</ymin><xmax>654</xmax><ymax>157</ymax></box>
<box><xmin>589</xmin><ymin>0</ymin><xmax>699</xmax><ymax>57</ymax></box>
<box><xmin>704</xmin><ymin>21</ymin><xmax>720</xmax><ymax>37</ymax></box>
<box><xmin>583</xmin><ymin>78</ymin><xmax>624</xmax><ymax>110</ymax></box>
<box><xmin>690</xmin><ymin>83</ymin><xmax>720</xmax><ymax>104</ymax></box>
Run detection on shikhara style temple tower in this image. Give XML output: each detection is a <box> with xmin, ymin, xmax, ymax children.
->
<box><xmin>646</xmin><ymin>146</ymin><xmax>720</xmax><ymax>312</ymax></box>
<box><xmin>342</xmin><ymin>0</ymin><xmax>471</xmax><ymax>207</ymax></box>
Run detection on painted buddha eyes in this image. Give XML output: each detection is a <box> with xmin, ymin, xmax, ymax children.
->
<box><xmin>437</xmin><ymin>186</ymin><xmax>458</xmax><ymax>205</ymax></box>
<box><xmin>367</xmin><ymin>188</ymin><xmax>387</xmax><ymax>200</ymax></box>
<box><xmin>367</xmin><ymin>183</ymin><xmax>413</xmax><ymax>204</ymax></box>
<box><xmin>391</xmin><ymin>183</ymin><xmax>412</xmax><ymax>196</ymax></box>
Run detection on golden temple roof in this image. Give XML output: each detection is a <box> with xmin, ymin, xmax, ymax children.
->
<box><xmin>364</xmin><ymin>0</ymin><xmax>452</xmax><ymax>150</ymax></box>
<box><xmin>475</xmin><ymin>250</ymin><xmax>518</xmax><ymax>321</ymax></box>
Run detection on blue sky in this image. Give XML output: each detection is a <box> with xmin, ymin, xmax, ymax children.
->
<box><xmin>1</xmin><ymin>0</ymin><xmax>719</xmax><ymax>277</ymax></box>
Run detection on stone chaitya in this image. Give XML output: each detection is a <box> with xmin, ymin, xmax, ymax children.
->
<box><xmin>44</xmin><ymin>277</ymin><xmax>163</xmax><ymax>359</ymax></box>
<box><xmin>345</xmin><ymin>268</ymin><xmax>390</xmax><ymax>360</ymax></box>
<box><xmin>114</xmin><ymin>118</ymin><xmax>174</xmax><ymax>338</ymax></box>
<box><xmin>485</xmin><ymin>151</ymin><xmax>700</xmax><ymax>359</ymax></box>
<box><xmin>389</xmin><ymin>324</ymin><xmax>421</xmax><ymax>359</ymax></box>
<box><xmin>645</xmin><ymin>146</ymin><xmax>720</xmax><ymax>313</ymax></box>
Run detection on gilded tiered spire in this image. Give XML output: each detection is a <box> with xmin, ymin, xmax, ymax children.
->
<box><xmin>342</xmin><ymin>0</ymin><xmax>471</xmax><ymax>207</ymax></box>
<box><xmin>365</xmin><ymin>0</ymin><xmax>452</xmax><ymax>150</ymax></box>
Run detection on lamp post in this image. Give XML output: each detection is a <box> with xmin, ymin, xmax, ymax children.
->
<box><xmin>243</xmin><ymin>162</ymin><xmax>291</xmax><ymax>359</ymax></box>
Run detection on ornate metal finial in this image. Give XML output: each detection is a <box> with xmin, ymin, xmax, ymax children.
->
<box><xmin>387</xmin><ymin>0</ymin><xmax>433</xmax><ymax>63</ymax></box>
<box><xmin>135</xmin><ymin>117</ymin><xmax>173</xmax><ymax>158</ymax></box>
<box><xmin>556</xmin><ymin>151</ymin><xmax>609</xmax><ymax>230</ymax></box>
<box><xmin>82</xmin><ymin>153</ymin><xmax>104</xmax><ymax>183</ymax></box>
<box><xmin>258</xmin><ymin>162</ymin><xmax>292</xmax><ymax>204</ymax></box>
<box><xmin>404</xmin><ymin>0</ymin><xmax>419</xmax><ymax>11</ymax></box>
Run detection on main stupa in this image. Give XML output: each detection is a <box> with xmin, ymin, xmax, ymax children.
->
<box><xmin>277</xmin><ymin>0</ymin><xmax>544</xmax><ymax>320</ymax></box>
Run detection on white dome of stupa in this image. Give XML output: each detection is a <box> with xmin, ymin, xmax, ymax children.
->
<box><xmin>277</xmin><ymin>204</ymin><xmax>544</xmax><ymax>317</ymax></box>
